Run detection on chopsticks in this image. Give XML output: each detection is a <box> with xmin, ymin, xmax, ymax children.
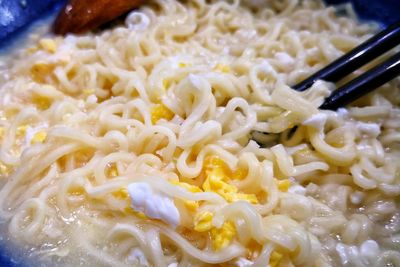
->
<box><xmin>293</xmin><ymin>21</ymin><xmax>400</xmax><ymax>110</ymax></box>
<box><xmin>320</xmin><ymin>51</ymin><xmax>400</xmax><ymax>109</ymax></box>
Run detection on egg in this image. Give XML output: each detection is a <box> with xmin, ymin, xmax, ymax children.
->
<box><xmin>112</xmin><ymin>188</ymin><xmax>129</xmax><ymax>199</ymax></box>
<box><xmin>31</xmin><ymin>131</ymin><xmax>47</xmax><ymax>144</ymax></box>
<box><xmin>123</xmin><ymin>206</ymin><xmax>147</xmax><ymax>218</ymax></box>
<box><xmin>31</xmin><ymin>62</ymin><xmax>54</xmax><ymax>83</ymax></box>
<box><xmin>213</xmin><ymin>63</ymin><xmax>230</xmax><ymax>73</ymax></box>
<box><xmin>211</xmin><ymin>221</ymin><xmax>236</xmax><ymax>251</ymax></box>
<box><xmin>112</xmin><ymin>188</ymin><xmax>148</xmax><ymax>218</ymax></box>
<box><xmin>163</xmin><ymin>79</ymin><xmax>171</xmax><ymax>89</ymax></box>
<box><xmin>0</xmin><ymin>162</ymin><xmax>9</xmax><ymax>176</ymax></box>
<box><xmin>127</xmin><ymin>182</ymin><xmax>181</xmax><ymax>227</ymax></box>
<box><xmin>171</xmin><ymin>181</ymin><xmax>202</xmax><ymax>211</ymax></box>
<box><xmin>67</xmin><ymin>186</ymin><xmax>85</xmax><ymax>196</ymax></box>
<box><xmin>269</xmin><ymin>251</ymin><xmax>283</xmax><ymax>267</ymax></box>
<box><xmin>183</xmin><ymin>200</ymin><xmax>198</xmax><ymax>212</ymax></box>
<box><xmin>151</xmin><ymin>104</ymin><xmax>174</xmax><ymax>124</ymax></box>
<box><xmin>194</xmin><ymin>211</ymin><xmax>213</xmax><ymax>232</ymax></box>
<box><xmin>15</xmin><ymin>124</ymin><xmax>48</xmax><ymax>147</ymax></box>
<box><xmin>25</xmin><ymin>124</ymin><xmax>48</xmax><ymax>145</ymax></box>
<box><xmin>17</xmin><ymin>125</ymin><xmax>28</xmax><ymax>136</ymax></box>
<box><xmin>202</xmin><ymin>156</ymin><xmax>258</xmax><ymax>204</ymax></box>
<box><xmin>106</xmin><ymin>164</ymin><xmax>119</xmax><ymax>177</ymax></box>
<box><xmin>277</xmin><ymin>179</ymin><xmax>291</xmax><ymax>192</ymax></box>
<box><xmin>31</xmin><ymin>62</ymin><xmax>52</xmax><ymax>74</ymax></box>
<box><xmin>172</xmin><ymin>181</ymin><xmax>202</xmax><ymax>193</ymax></box>
<box><xmin>83</xmin><ymin>89</ymin><xmax>95</xmax><ymax>95</ymax></box>
<box><xmin>32</xmin><ymin>94</ymin><xmax>51</xmax><ymax>110</ymax></box>
<box><xmin>193</xmin><ymin>210</ymin><xmax>236</xmax><ymax>251</ymax></box>
<box><xmin>39</xmin><ymin>39</ymin><xmax>57</xmax><ymax>54</ymax></box>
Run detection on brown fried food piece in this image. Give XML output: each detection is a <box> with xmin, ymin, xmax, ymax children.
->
<box><xmin>53</xmin><ymin>0</ymin><xmax>144</xmax><ymax>35</ymax></box>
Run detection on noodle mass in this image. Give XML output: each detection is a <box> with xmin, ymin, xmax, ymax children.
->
<box><xmin>0</xmin><ymin>0</ymin><xmax>399</xmax><ymax>266</ymax></box>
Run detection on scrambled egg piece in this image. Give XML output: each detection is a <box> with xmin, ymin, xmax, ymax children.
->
<box><xmin>124</xmin><ymin>207</ymin><xmax>147</xmax><ymax>218</ymax></box>
<box><xmin>162</xmin><ymin>79</ymin><xmax>171</xmax><ymax>89</ymax></box>
<box><xmin>151</xmin><ymin>104</ymin><xmax>174</xmax><ymax>124</ymax></box>
<box><xmin>16</xmin><ymin>125</ymin><xmax>47</xmax><ymax>144</ymax></box>
<box><xmin>32</xmin><ymin>94</ymin><xmax>51</xmax><ymax>110</ymax></box>
<box><xmin>112</xmin><ymin>187</ymin><xmax>147</xmax><ymax>218</ymax></box>
<box><xmin>68</xmin><ymin>187</ymin><xmax>85</xmax><ymax>196</ymax></box>
<box><xmin>202</xmin><ymin>157</ymin><xmax>257</xmax><ymax>204</ymax></box>
<box><xmin>17</xmin><ymin>125</ymin><xmax>28</xmax><ymax>136</ymax></box>
<box><xmin>106</xmin><ymin>164</ymin><xmax>119</xmax><ymax>177</ymax></box>
<box><xmin>112</xmin><ymin>187</ymin><xmax>129</xmax><ymax>199</ymax></box>
<box><xmin>39</xmin><ymin>39</ymin><xmax>57</xmax><ymax>53</ymax></box>
<box><xmin>0</xmin><ymin>127</ymin><xmax>4</xmax><ymax>139</ymax></box>
<box><xmin>211</xmin><ymin>221</ymin><xmax>236</xmax><ymax>251</ymax></box>
<box><xmin>31</xmin><ymin>62</ymin><xmax>54</xmax><ymax>83</ymax></box>
<box><xmin>83</xmin><ymin>89</ymin><xmax>95</xmax><ymax>95</ymax></box>
<box><xmin>269</xmin><ymin>251</ymin><xmax>283</xmax><ymax>267</ymax></box>
<box><xmin>277</xmin><ymin>179</ymin><xmax>291</xmax><ymax>192</ymax></box>
<box><xmin>31</xmin><ymin>131</ymin><xmax>47</xmax><ymax>144</ymax></box>
<box><xmin>194</xmin><ymin>211</ymin><xmax>236</xmax><ymax>251</ymax></box>
<box><xmin>171</xmin><ymin>181</ymin><xmax>202</xmax><ymax>211</ymax></box>
<box><xmin>194</xmin><ymin>211</ymin><xmax>213</xmax><ymax>232</ymax></box>
<box><xmin>0</xmin><ymin>162</ymin><xmax>9</xmax><ymax>176</ymax></box>
<box><xmin>231</xmin><ymin>167</ymin><xmax>247</xmax><ymax>180</ymax></box>
<box><xmin>172</xmin><ymin>181</ymin><xmax>202</xmax><ymax>193</ymax></box>
<box><xmin>213</xmin><ymin>63</ymin><xmax>230</xmax><ymax>73</ymax></box>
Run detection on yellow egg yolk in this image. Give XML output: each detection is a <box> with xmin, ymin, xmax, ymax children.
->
<box><xmin>39</xmin><ymin>39</ymin><xmax>57</xmax><ymax>53</ymax></box>
<box><xmin>202</xmin><ymin>156</ymin><xmax>257</xmax><ymax>204</ymax></box>
<box><xmin>193</xmin><ymin>211</ymin><xmax>236</xmax><ymax>251</ymax></box>
<box><xmin>151</xmin><ymin>104</ymin><xmax>174</xmax><ymax>124</ymax></box>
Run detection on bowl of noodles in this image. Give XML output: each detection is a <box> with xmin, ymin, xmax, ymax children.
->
<box><xmin>0</xmin><ymin>0</ymin><xmax>399</xmax><ymax>266</ymax></box>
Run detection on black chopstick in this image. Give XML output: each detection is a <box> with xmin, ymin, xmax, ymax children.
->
<box><xmin>293</xmin><ymin>21</ymin><xmax>400</xmax><ymax>92</ymax></box>
<box><xmin>319</xmin><ymin>51</ymin><xmax>400</xmax><ymax>110</ymax></box>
